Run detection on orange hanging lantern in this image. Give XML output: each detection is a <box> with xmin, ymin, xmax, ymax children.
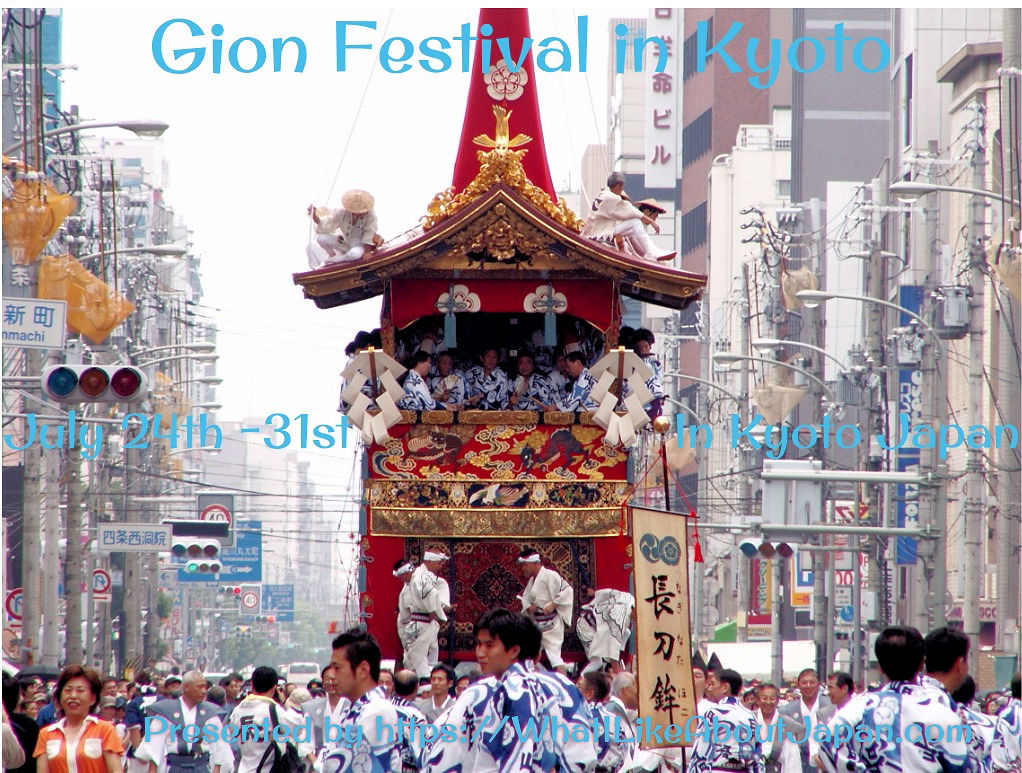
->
<box><xmin>37</xmin><ymin>254</ymin><xmax>135</xmax><ymax>343</ymax></box>
<box><xmin>2</xmin><ymin>160</ymin><xmax>74</xmax><ymax>265</ymax></box>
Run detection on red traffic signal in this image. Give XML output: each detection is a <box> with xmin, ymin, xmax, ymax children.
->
<box><xmin>42</xmin><ymin>365</ymin><xmax>148</xmax><ymax>402</ymax></box>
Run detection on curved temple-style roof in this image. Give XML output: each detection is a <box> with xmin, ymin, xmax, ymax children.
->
<box><xmin>293</xmin><ymin>182</ymin><xmax>705</xmax><ymax>312</ymax></box>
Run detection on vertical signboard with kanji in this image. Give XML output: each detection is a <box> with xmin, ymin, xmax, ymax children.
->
<box><xmin>644</xmin><ymin>9</ymin><xmax>681</xmax><ymax>189</ymax></box>
<box><xmin>631</xmin><ymin>507</ymin><xmax>696</xmax><ymax>746</ymax></box>
<box><xmin>895</xmin><ymin>285</ymin><xmax>923</xmax><ymax>565</ymax></box>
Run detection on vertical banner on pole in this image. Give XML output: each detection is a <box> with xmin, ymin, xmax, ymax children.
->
<box><xmin>631</xmin><ymin>506</ymin><xmax>696</xmax><ymax>747</ymax></box>
<box><xmin>895</xmin><ymin>285</ymin><xmax>923</xmax><ymax>564</ymax></box>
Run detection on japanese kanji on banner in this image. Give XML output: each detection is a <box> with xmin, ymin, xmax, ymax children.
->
<box><xmin>631</xmin><ymin>506</ymin><xmax>697</xmax><ymax>746</ymax></box>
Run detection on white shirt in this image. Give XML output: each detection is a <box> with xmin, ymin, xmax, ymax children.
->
<box><xmin>799</xmin><ymin>695</ymin><xmax>821</xmax><ymax>760</ymax></box>
<box><xmin>136</xmin><ymin>699</ymin><xmax>230</xmax><ymax>773</ymax></box>
<box><xmin>230</xmin><ymin>695</ymin><xmax>313</xmax><ymax>773</ymax></box>
<box><xmin>521</xmin><ymin>566</ymin><xmax>573</xmax><ymax>626</ymax></box>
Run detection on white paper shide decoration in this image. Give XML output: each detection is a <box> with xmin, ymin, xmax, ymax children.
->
<box><xmin>587</xmin><ymin>349</ymin><xmax>653</xmax><ymax>447</ymax></box>
<box><xmin>340</xmin><ymin>349</ymin><xmax>407</xmax><ymax>444</ymax></box>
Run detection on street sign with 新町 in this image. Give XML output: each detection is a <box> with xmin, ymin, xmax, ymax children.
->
<box><xmin>2</xmin><ymin>298</ymin><xmax>67</xmax><ymax>350</ymax></box>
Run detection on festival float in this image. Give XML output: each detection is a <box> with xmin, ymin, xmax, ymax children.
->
<box><xmin>293</xmin><ymin>9</ymin><xmax>705</xmax><ymax>663</ymax></box>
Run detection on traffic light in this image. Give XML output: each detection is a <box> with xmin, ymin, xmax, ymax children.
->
<box><xmin>168</xmin><ymin>520</ymin><xmax>229</xmax><ymax>575</ymax></box>
<box><xmin>222</xmin><ymin>585</ymin><xmax>242</xmax><ymax>599</ymax></box>
<box><xmin>739</xmin><ymin>539</ymin><xmax>794</xmax><ymax>559</ymax></box>
<box><xmin>42</xmin><ymin>364</ymin><xmax>147</xmax><ymax>402</ymax></box>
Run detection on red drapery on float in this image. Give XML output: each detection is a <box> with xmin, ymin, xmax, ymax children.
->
<box><xmin>389</xmin><ymin>278</ymin><xmax>615</xmax><ymax>331</ymax></box>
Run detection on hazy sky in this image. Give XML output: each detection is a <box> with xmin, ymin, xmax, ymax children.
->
<box><xmin>58</xmin><ymin>6</ymin><xmax>617</xmax><ymax>488</ymax></box>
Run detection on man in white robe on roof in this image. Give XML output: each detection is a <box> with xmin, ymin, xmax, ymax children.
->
<box><xmin>581</xmin><ymin>171</ymin><xmax>676</xmax><ymax>262</ymax></box>
<box><xmin>402</xmin><ymin>550</ymin><xmax>449</xmax><ymax>680</ymax></box>
<box><xmin>517</xmin><ymin>547</ymin><xmax>573</xmax><ymax>673</ymax></box>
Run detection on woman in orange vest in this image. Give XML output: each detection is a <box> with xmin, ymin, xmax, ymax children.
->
<box><xmin>34</xmin><ymin>666</ymin><xmax>123</xmax><ymax>773</ymax></box>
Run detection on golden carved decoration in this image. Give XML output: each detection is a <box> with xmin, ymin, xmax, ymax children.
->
<box><xmin>423</xmin><ymin>106</ymin><xmax>584</xmax><ymax>232</ymax></box>
<box><xmin>371</xmin><ymin>506</ymin><xmax>623</xmax><ymax>537</ymax></box>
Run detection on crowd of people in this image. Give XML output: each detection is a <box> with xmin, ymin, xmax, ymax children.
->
<box><xmin>4</xmin><ymin>620</ymin><xmax>1020</xmax><ymax>773</ymax></box>
<box><xmin>339</xmin><ymin>325</ymin><xmax>666</xmax><ymax>418</ymax></box>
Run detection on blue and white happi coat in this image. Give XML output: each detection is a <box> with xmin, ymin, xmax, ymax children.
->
<box><xmin>421</xmin><ymin>664</ymin><xmax>556</xmax><ymax>772</ymax></box>
<box><xmin>817</xmin><ymin>677</ymin><xmax>969</xmax><ymax>773</ymax></box>
<box><xmin>465</xmin><ymin>366</ymin><xmax>510</xmax><ymax>410</ymax></box>
<box><xmin>522</xmin><ymin>662</ymin><xmax>598</xmax><ymax>773</ymax></box>
<box><xmin>588</xmin><ymin>701</ymin><xmax>633</xmax><ymax>772</ymax></box>
<box><xmin>428</xmin><ymin>372</ymin><xmax>466</xmax><ymax>406</ymax></box>
<box><xmin>399</xmin><ymin>370</ymin><xmax>441</xmax><ymax>411</ymax></box>
<box><xmin>511</xmin><ymin>373</ymin><xmax>553</xmax><ymax>411</ymax></box>
<box><xmin>956</xmin><ymin>702</ymin><xmax>997</xmax><ymax>773</ymax></box>
<box><xmin>557</xmin><ymin>368</ymin><xmax>598</xmax><ymax>412</ymax></box>
<box><xmin>322</xmin><ymin>686</ymin><xmax>404</xmax><ymax>773</ymax></box>
<box><xmin>991</xmin><ymin>698</ymin><xmax>1021</xmax><ymax>772</ymax></box>
<box><xmin>688</xmin><ymin>695</ymin><xmax>763</xmax><ymax>773</ymax></box>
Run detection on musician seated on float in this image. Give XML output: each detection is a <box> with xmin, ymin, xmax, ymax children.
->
<box><xmin>465</xmin><ymin>347</ymin><xmax>511</xmax><ymax>410</ymax></box>
<box><xmin>508</xmin><ymin>352</ymin><xmax>553</xmax><ymax>411</ymax></box>
<box><xmin>428</xmin><ymin>352</ymin><xmax>466</xmax><ymax>408</ymax></box>
<box><xmin>547</xmin><ymin>351</ymin><xmax>598</xmax><ymax>412</ymax></box>
<box><xmin>398</xmin><ymin>351</ymin><xmax>458</xmax><ymax>411</ymax></box>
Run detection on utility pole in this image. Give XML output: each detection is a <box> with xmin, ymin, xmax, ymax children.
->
<box><xmin>122</xmin><ymin>439</ymin><xmax>142</xmax><ymax>672</ymax></box>
<box><xmin>65</xmin><ymin>446</ymin><xmax>85</xmax><ymax>664</ymax></box>
<box><xmin>919</xmin><ymin>156</ymin><xmax>949</xmax><ymax>631</ymax></box>
<box><xmin>736</xmin><ymin>263</ymin><xmax>753</xmax><ymax>643</ymax></box>
<box><xmin>41</xmin><ymin>443</ymin><xmax>60</xmax><ymax>666</ymax></box>
<box><xmin>863</xmin><ymin>185</ymin><xmax>887</xmax><ymax>632</ymax></box>
<box><xmin>21</xmin><ymin>349</ymin><xmax>43</xmax><ymax>665</ymax></box>
<box><xmin>963</xmin><ymin>98</ymin><xmax>987</xmax><ymax>671</ymax></box>
<box><xmin>995</xmin><ymin>6</ymin><xmax>1021</xmax><ymax>656</ymax></box>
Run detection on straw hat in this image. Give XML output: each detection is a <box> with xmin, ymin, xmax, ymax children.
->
<box><xmin>341</xmin><ymin>189</ymin><xmax>375</xmax><ymax>213</ymax></box>
<box><xmin>634</xmin><ymin>198</ymin><xmax>667</xmax><ymax>215</ymax></box>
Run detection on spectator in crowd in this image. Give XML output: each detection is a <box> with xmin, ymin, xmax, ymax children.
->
<box><xmin>33</xmin><ymin>666</ymin><xmax>124</xmax><ymax>773</ymax></box>
<box><xmin>3</xmin><ymin>673</ymin><xmax>38</xmax><ymax>773</ymax></box>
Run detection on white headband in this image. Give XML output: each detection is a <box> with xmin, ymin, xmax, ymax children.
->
<box><xmin>392</xmin><ymin>562</ymin><xmax>414</xmax><ymax>577</ymax></box>
<box><xmin>423</xmin><ymin>551</ymin><xmax>449</xmax><ymax>562</ymax></box>
<box><xmin>517</xmin><ymin>554</ymin><xmax>541</xmax><ymax>563</ymax></box>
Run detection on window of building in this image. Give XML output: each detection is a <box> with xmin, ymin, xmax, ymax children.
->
<box><xmin>682</xmin><ymin>109</ymin><xmax>712</xmax><ymax>167</ymax></box>
<box><xmin>680</xmin><ymin>202</ymin><xmax>707</xmax><ymax>255</ymax></box>
<box><xmin>682</xmin><ymin>17</ymin><xmax>713</xmax><ymax>81</ymax></box>
<box><xmin>776</xmin><ymin>180</ymin><xmax>792</xmax><ymax>198</ymax></box>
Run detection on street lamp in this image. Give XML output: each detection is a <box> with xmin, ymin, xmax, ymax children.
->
<box><xmin>711</xmin><ymin>352</ymin><xmax>835</xmax><ymax>402</ymax></box>
<box><xmin>889</xmin><ymin>180</ymin><xmax>1020</xmax><ymax>206</ymax></box>
<box><xmin>131</xmin><ymin>341</ymin><xmax>215</xmax><ymax>359</ymax></box>
<box><xmin>4</xmin><ymin>119</ymin><xmax>170</xmax><ymax>156</ymax></box>
<box><xmin>751</xmin><ymin>338</ymin><xmax>849</xmax><ymax>373</ymax></box>
<box><xmin>190</xmin><ymin>403</ymin><xmax>222</xmax><ymax>411</ymax></box>
<box><xmin>78</xmin><ymin>244</ymin><xmax>188</xmax><ymax>262</ymax></box>
<box><xmin>664</xmin><ymin>396</ymin><xmax>707</xmax><ymax>425</ymax></box>
<box><xmin>663</xmin><ymin>372</ymin><xmax>741</xmax><ymax>404</ymax></box>
<box><xmin>136</xmin><ymin>353</ymin><xmax>218</xmax><ymax>368</ymax></box>
<box><xmin>795</xmin><ymin>290</ymin><xmax>942</xmax><ymax>353</ymax></box>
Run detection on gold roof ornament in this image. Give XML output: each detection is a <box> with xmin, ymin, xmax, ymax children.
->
<box><xmin>424</xmin><ymin>106</ymin><xmax>583</xmax><ymax>232</ymax></box>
